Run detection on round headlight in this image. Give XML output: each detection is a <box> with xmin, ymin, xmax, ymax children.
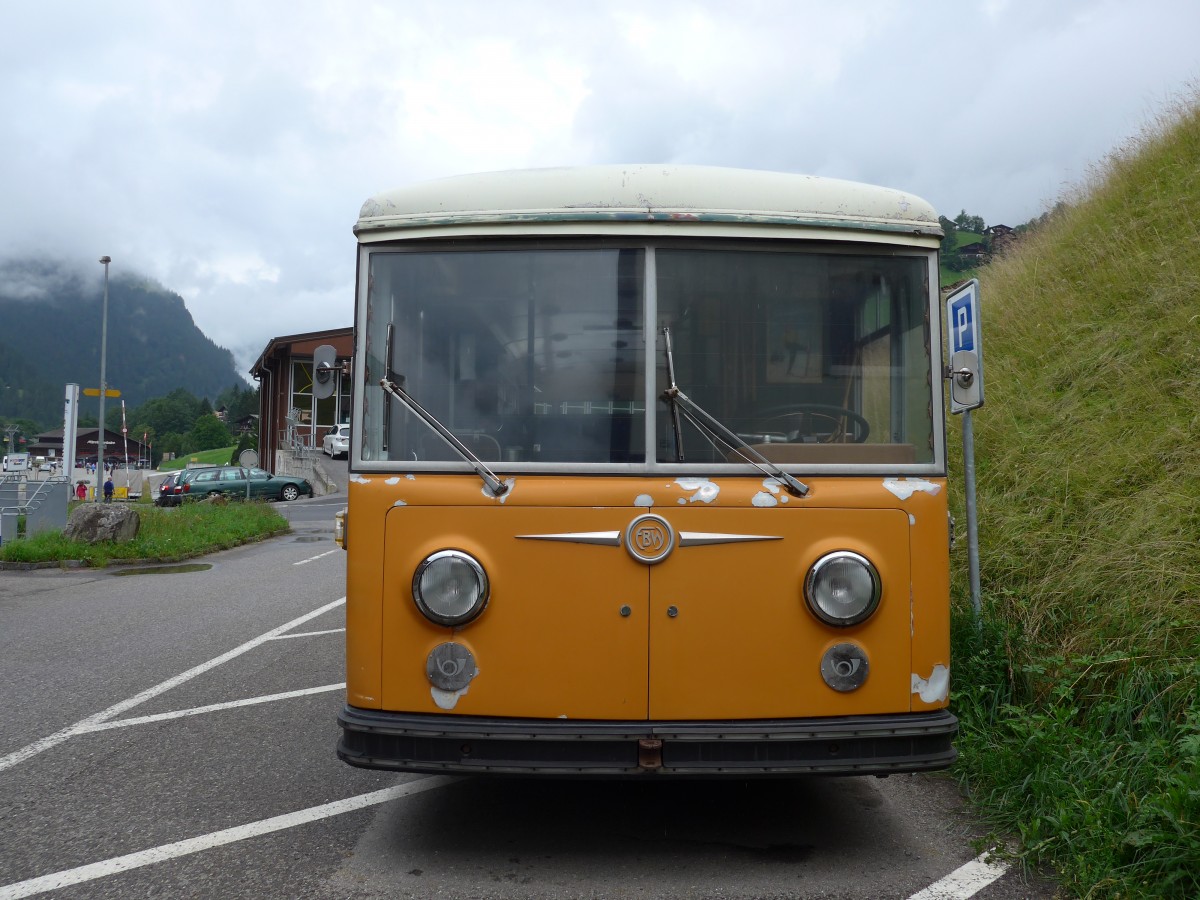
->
<box><xmin>805</xmin><ymin>551</ymin><xmax>881</xmax><ymax>626</ymax></box>
<box><xmin>413</xmin><ymin>550</ymin><xmax>489</xmax><ymax>626</ymax></box>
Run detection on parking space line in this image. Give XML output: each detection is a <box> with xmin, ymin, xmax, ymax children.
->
<box><xmin>905</xmin><ymin>848</ymin><xmax>1009</xmax><ymax>899</ymax></box>
<box><xmin>0</xmin><ymin>597</ymin><xmax>346</xmax><ymax>775</ymax></box>
<box><xmin>269</xmin><ymin>627</ymin><xmax>344</xmax><ymax>640</ymax></box>
<box><xmin>76</xmin><ymin>684</ymin><xmax>347</xmax><ymax>733</ymax></box>
<box><xmin>0</xmin><ymin>776</ymin><xmax>459</xmax><ymax>900</ymax></box>
<box><xmin>294</xmin><ymin>549</ymin><xmax>340</xmax><ymax>566</ymax></box>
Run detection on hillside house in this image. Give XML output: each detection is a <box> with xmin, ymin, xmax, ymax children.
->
<box><xmin>985</xmin><ymin>224</ymin><xmax>1018</xmax><ymax>255</ymax></box>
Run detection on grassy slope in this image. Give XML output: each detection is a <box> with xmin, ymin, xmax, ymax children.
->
<box><xmin>158</xmin><ymin>446</ymin><xmax>236</xmax><ymax>470</ymax></box>
<box><xmin>940</xmin><ymin>230</ymin><xmax>982</xmax><ymax>286</ymax></box>
<box><xmin>951</xmin><ymin>99</ymin><xmax>1200</xmax><ymax>894</ymax></box>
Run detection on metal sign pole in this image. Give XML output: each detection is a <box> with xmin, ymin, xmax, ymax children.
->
<box><xmin>962</xmin><ymin>409</ymin><xmax>981</xmax><ymax>623</ymax></box>
<box><xmin>238</xmin><ymin>448</ymin><xmax>259</xmax><ymax>502</ymax></box>
<box><xmin>96</xmin><ymin>256</ymin><xmax>111</xmax><ymax>502</ymax></box>
<box><xmin>944</xmin><ymin>279</ymin><xmax>985</xmax><ymax>626</ymax></box>
<box><xmin>63</xmin><ymin>383</ymin><xmax>79</xmax><ymax>494</ymax></box>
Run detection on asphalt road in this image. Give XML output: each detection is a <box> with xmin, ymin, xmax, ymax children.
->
<box><xmin>0</xmin><ymin>490</ymin><xmax>1058</xmax><ymax>899</ymax></box>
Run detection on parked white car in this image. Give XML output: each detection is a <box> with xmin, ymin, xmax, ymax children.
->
<box><xmin>322</xmin><ymin>423</ymin><xmax>350</xmax><ymax>458</ymax></box>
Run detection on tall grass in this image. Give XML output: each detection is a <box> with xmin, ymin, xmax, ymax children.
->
<box><xmin>950</xmin><ymin>94</ymin><xmax>1200</xmax><ymax>895</ymax></box>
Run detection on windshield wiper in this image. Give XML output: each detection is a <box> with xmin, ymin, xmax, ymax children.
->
<box><xmin>660</xmin><ymin>327</ymin><xmax>809</xmax><ymax>498</ymax></box>
<box><xmin>379</xmin><ymin>375</ymin><xmax>509</xmax><ymax>497</ymax></box>
<box><xmin>662</xmin><ymin>328</ymin><xmax>686</xmax><ymax>463</ymax></box>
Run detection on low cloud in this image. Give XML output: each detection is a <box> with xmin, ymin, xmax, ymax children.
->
<box><xmin>2</xmin><ymin>0</ymin><xmax>1198</xmax><ymax>370</ymax></box>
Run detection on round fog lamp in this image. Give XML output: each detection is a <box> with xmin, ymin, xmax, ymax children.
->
<box><xmin>805</xmin><ymin>550</ymin><xmax>881</xmax><ymax>626</ymax></box>
<box><xmin>413</xmin><ymin>550</ymin><xmax>489</xmax><ymax>626</ymax></box>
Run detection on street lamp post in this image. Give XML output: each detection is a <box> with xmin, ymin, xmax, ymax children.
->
<box><xmin>97</xmin><ymin>255</ymin><xmax>111</xmax><ymax>502</ymax></box>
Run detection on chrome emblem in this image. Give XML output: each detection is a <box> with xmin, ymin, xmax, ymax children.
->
<box><xmin>426</xmin><ymin>642</ymin><xmax>476</xmax><ymax>692</ymax></box>
<box><xmin>624</xmin><ymin>514</ymin><xmax>675</xmax><ymax>565</ymax></box>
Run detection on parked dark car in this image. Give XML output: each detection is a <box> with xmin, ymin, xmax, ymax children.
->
<box><xmin>155</xmin><ymin>471</ymin><xmax>183</xmax><ymax>507</ymax></box>
<box><xmin>179</xmin><ymin>465</ymin><xmax>313</xmax><ymax>502</ymax></box>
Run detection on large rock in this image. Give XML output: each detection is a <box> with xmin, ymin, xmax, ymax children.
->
<box><xmin>64</xmin><ymin>505</ymin><xmax>141</xmax><ymax>544</ymax></box>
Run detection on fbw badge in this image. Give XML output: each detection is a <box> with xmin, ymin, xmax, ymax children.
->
<box><xmin>624</xmin><ymin>514</ymin><xmax>675</xmax><ymax>565</ymax></box>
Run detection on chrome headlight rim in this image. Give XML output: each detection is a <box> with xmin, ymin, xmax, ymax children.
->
<box><xmin>412</xmin><ymin>549</ymin><xmax>490</xmax><ymax>627</ymax></box>
<box><xmin>804</xmin><ymin>550</ymin><xmax>882</xmax><ymax>627</ymax></box>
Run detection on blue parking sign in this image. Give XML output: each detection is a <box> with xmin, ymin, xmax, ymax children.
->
<box><xmin>944</xmin><ymin>279</ymin><xmax>984</xmax><ymax>413</ymax></box>
<box><xmin>950</xmin><ymin>294</ymin><xmax>974</xmax><ymax>353</ymax></box>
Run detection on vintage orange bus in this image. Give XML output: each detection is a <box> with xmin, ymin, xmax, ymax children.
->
<box><xmin>337</xmin><ymin>165</ymin><xmax>956</xmax><ymax>776</ymax></box>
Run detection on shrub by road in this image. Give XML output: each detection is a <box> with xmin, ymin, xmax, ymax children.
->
<box><xmin>0</xmin><ymin>502</ymin><xmax>289</xmax><ymax>568</ymax></box>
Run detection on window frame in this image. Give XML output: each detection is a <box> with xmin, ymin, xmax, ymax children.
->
<box><xmin>353</xmin><ymin>237</ymin><xmax>946</xmax><ymax>477</ymax></box>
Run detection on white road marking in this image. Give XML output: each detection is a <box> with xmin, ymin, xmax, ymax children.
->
<box><xmin>906</xmin><ymin>848</ymin><xmax>1009</xmax><ymax>899</ymax></box>
<box><xmin>0</xmin><ymin>776</ymin><xmax>458</xmax><ymax>900</ymax></box>
<box><xmin>0</xmin><ymin>587</ymin><xmax>1009</xmax><ymax>900</ymax></box>
<box><xmin>0</xmin><ymin>597</ymin><xmax>346</xmax><ymax>774</ymax></box>
<box><xmin>268</xmin><ymin>627</ymin><xmax>345</xmax><ymax>640</ymax></box>
<box><xmin>75</xmin><ymin>684</ymin><xmax>347</xmax><ymax>732</ymax></box>
<box><xmin>294</xmin><ymin>549</ymin><xmax>339</xmax><ymax>566</ymax></box>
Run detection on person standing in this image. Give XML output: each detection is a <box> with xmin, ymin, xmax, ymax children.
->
<box><xmin>103</xmin><ymin>476</ymin><xmax>114</xmax><ymax>502</ymax></box>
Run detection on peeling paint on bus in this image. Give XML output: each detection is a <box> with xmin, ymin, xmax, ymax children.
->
<box><xmin>883</xmin><ymin>478</ymin><xmax>941</xmax><ymax>500</ymax></box>
<box><xmin>674</xmin><ymin>477</ymin><xmax>719</xmax><ymax>504</ymax></box>
<box><xmin>431</xmin><ymin>684</ymin><xmax>472</xmax><ymax>710</ymax></box>
<box><xmin>912</xmin><ymin>665</ymin><xmax>950</xmax><ymax>703</ymax></box>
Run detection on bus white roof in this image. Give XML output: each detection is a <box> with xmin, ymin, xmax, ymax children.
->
<box><xmin>356</xmin><ymin>165</ymin><xmax>942</xmax><ymax>241</ymax></box>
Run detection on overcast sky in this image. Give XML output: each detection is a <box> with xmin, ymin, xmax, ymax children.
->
<box><xmin>2</xmin><ymin>0</ymin><xmax>1197</xmax><ymax>376</ymax></box>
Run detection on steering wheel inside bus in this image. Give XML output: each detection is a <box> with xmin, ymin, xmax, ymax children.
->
<box><xmin>756</xmin><ymin>404</ymin><xmax>871</xmax><ymax>444</ymax></box>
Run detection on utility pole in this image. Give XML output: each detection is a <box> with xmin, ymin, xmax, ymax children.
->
<box><xmin>97</xmin><ymin>256</ymin><xmax>111</xmax><ymax>501</ymax></box>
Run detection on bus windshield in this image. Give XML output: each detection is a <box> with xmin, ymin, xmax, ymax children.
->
<box><xmin>361</xmin><ymin>243</ymin><xmax>933</xmax><ymax>469</ymax></box>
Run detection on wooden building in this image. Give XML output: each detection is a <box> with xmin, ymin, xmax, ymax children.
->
<box><xmin>26</xmin><ymin>427</ymin><xmax>150</xmax><ymax>467</ymax></box>
<box><xmin>250</xmin><ymin>327</ymin><xmax>353</xmax><ymax>473</ymax></box>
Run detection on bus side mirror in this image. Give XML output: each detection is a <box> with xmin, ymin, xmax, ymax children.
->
<box><xmin>948</xmin><ymin>349</ymin><xmax>982</xmax><ymax>410</ymax></box>
<box><xmin>313</xmin><ymin>344</ymin><xmax>337</xmax><ymax>399</ymax></box>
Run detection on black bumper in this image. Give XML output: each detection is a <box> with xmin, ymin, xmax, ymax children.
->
<box><xmin>338</xmin><ymin>706</ymin><xmax>957</xmax><ymax>777</ymax></box>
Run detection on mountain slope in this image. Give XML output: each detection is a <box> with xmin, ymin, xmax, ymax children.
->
<box><xmin>0</xmin><ymin>259</ymin><xmax>246</xmax><ymax>428</ymax></box>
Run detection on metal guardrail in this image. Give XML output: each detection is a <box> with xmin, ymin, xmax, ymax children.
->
<box><xmin>281</xmin><ymin>407</ymin><xmax>318</xmax><ymax>458</ymax></box>
<box><xmin>0</xmin><ymin>475</ymin><xmax>71</xmax><ymax>544</ymax></box>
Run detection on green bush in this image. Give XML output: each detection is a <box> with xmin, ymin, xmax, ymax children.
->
<box><xmin>953</xmin><ymin>607</ymin><xmax>1200</xmax><ymax>895</ymax></box>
